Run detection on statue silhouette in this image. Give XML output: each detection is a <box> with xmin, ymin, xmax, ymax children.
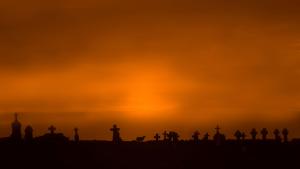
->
<box><xmin>250</xmin><ymin>128</ymin><xmax>258</xmax><ymax>141</ymax></box>
<box><xmin>11</xmin><ymin>113</ymin><xmax>22</xmax><ymax>141</ymax></box>
<box><xmin>261</xmin><ymin>128</ymin><xmax>268</xmax><ymax>141</ymax></box>
<box><xmin>282</xmin><ymin>128</ymin><xmax>289</xmax><ymax>143</ymax></box>
<box><xmin>24</xmin><ymin>125</ymin><xmax>33</xmax><ymax>141</ymax></box>
<box><xmin>74</xmin><ymin>128</ymin><xmax>79</xmax><ymax>143</ymax></box>
<box><xmin>154</xmin><ymin>133</ymin><xmax>160</xmax><ymax>142</ymax></box>
<box><xmin>110</xmin><ymin>124</ymin><xmax>121</xmax><ymax>144</ymax></box>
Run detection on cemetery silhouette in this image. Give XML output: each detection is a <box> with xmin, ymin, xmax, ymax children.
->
<box><xmin>0</xmin><ymin>113</ymin><xmax>299</xmax><ymax>169</ymax></box>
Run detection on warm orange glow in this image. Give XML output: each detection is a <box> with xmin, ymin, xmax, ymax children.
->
<box><xmin>0</xmin><ymin>0</ymin><xmax>300</xmax><ymax>140</ymax></box>
<box><xmin>122</xmin><ymin>68</ymin><xmax>177</xmax><ymax>120</ymax></box>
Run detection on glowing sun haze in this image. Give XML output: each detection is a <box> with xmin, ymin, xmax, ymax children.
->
<box><xmin>0</xmin><ymin>0</ymin><xmax>300</xmax><ymax>139</ymax></box>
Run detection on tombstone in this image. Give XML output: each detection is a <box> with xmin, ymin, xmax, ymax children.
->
<box><xmin>213</xmin><ymin>125</ymin><xmax>226</xmax><ymax>146</ymax></box>
<box><xmin>162</xmin><ymin>131</ymin><xmax>168</xmax><ymax>141</ymax></box>
<box><xmin>241</xmin><ymin>132</ymin><xmax>246</xmax><ymax>141</ymax></box>
<box><xmin>192</xmin><ymin>131</ymin><xmax>200</xmax><ymax>142</ymax></box>
<box><xmin>74</xmin><ymin>128</ymin><xmax>79</xmax><ymax>143</ymax></box>
<box><xmin>282</xmin><ymin>128</ymin><xmax>289</xmax><ymax>143</ymax></box>
<box><xmin>48</xmin><ymin>125</ymin><xmax>56</xmax><ymax>135</ymax></box>
<box><xmin>202</xmin><ymin>133</ymin><xmax>210</xmax><ymax>141</ymax></box>
<box><xmin>172</xmin><ymin>132</ymin><xmax>179</xmax><ymax>143</ymax></box>
<box><xmin>234</xmin><ymin>130</ymin><xmax>242</xmax><ymax>141</ymax></box>
<box><xmin>273</xmin><ymin>129</ymin><xmax>281</xmax><ymax>142</ymax></box>
<box><xmin>24</xmin><ymin>125</ymin><xmax>33</xmax><ymax>141</ymax></box>
<box><xmin>11</xmin><ymin>113</ymin><xmax>22</xmax><ymax>141</ymax></box>
<box><xmin>261</xmin><ymin>128</ymin><xmax>268</xmax><ymax>141</ymax></box>
<box><xmin>110</xmin><ymin>124</ymin><xmax>121</xmax><ymax>144</ymax></box>
<box><xmin>250</xmin><ymin>128</ymin><xmax>258</xmax><ymax>141</ymax></box>
<box><xmin>167</xmin><ymin>131</ymin><xmax>179</xmax><ymax>143</ymax></box>
<box><xmin>154</xmin><ymin>133</ymin><xmax>160</xmax><ymax>142</ymax></box>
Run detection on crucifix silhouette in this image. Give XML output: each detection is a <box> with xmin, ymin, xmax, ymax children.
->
<box><xmin>48</xmin><ymin>125</ymin><xmax>56</xmax><ymax>134</ymax></box>
<box><xmin>163</xmin><ymin>131</ymin><xmax>168</xmax><ymax>141</ymax></box>
<box><xmin>74</xmin><ymin>127</ymin><xmax>79</xmax><ymax>142</ymax></box>
<box><xmin>215</xmin><ymin>125</ymin><xmax>220</xmax><ymax>133</ymax></box>
<box><xmin>154</xmin><ymin>133</ymin><xmax>160</xmax><ymax>142</ymax></box>
<box><xmin>14</xmin><ymin>113</ymin><xmax>18</xmax><ymax>121</ymax></box>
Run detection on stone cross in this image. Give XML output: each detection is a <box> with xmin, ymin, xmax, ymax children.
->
<box><xmin>163</xmin><ymin>131</ymin><xmax>168</xmax><ymax>141</ymax></box>
<box><xmin>282</xmin><ymin>128</ymin><xmax>289</xmax><ymax>143</ymax></box>
<box><xmin>48</xmin><ymin>125</ymin><xmax>56</xmax><ymax>134</ymax></box>
<box><xmin>154</xmin><ymin>133</ymin><xmax>160</xmax><ymax>142</ymax></box>
<box><xmin>192</xmin><ymin>131</ymin><xmax>200</xmax><ymax>141</ymax></box>
<box><xmin>261</xmin><ymin>128</ymin><xmax>268</xmax><ymax>140</ymax></box>
<box><xmin>250</xmin><ymin>128</ymin><xmax>258</xmax><ymax>140</ymax></box>
<box><xmin>215</xmin><ymin>125</ymin><xmax>220</xmax><ymax>133</ymax></box>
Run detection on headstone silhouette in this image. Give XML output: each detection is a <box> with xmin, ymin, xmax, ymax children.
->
<box><xmin>273</xmin><ymin>129</ymin><xmax>281</xmax><ymax>142</ymax></box>
<box><xmin>74</xmin><ymin>128</ymin><xmax>79</xmax><ymax>143</ymax></box>
<box><xmin>167</xmin><ymin>131</ymin><xmax>179</xmax><ymax>143</ymax></box>
<box><xmin>192</xmin><ymin>131</ymin><xmax>200</xmax><ymax>142</ymax></box>
<box><xmin>261</xmin><ymin>128</ymin><xmax>268</xmax><ymax>141</ymax></box>
<box><xmin>250</xmin><ymin>128</ymin><xmax>258</xmax><ymax>141</ymax></box>
<box><xmin>202</xmin><ymin>133</ymin><xmax>210</xmax><ymax>141</ymax></box>
<box><xmin>241</xmin><ymin>132</ymin><xmax>246</xmax><ymax>141</ymax></box>
<box><xmin>213</xmin><ymin>125</ymin><xmax>226</xmax><ymax>146</ymax></box>
<box><xmin>110</xmin><ymin>124</ymin><xmax>121</xmax><ymax>144</ymax></box>
<box><xmin>48</xmin><ymin>125</ymin><xmax>56</xmax><ymax>134</ymax></box>
<box><xmin>154</xmin><ymin>133</ymin><xmax>160</xmax><ymax>142</ymax></box>
<box><xmin>24</xmin><ymin>125</ymin><xmax>33</xmax><ymax>141</ymax></box>
<box><xmin>11</xmin><ymin>113</ymin><xmax>22</xmax><ymax>141</ymax></box>
<box><xmin>234</xmin><ymin>130</ymin><xmax>242</xmax><ymax>141</ymax></box>
<box><xmin>163</xmin><ymin>131</ymin><xmax>168</xmax><ymax>141</ymax></box>
<box><xmin>282</xmin><ymin>128</ymin><xmax>289</xmax><ymax>143</ymax></box>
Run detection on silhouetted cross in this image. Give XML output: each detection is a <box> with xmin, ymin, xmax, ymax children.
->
<box><xmin>192</xmin><ymin>131</ymin><xmax>200</xmax><ymax>140</ymax></box>
<box><xmin>204</xmin><ymin>133</ymin><xmax>210</xmax><ymax>139</ymax></box>
<box><xmin>48</xmin><ymin>125</ymin><xmax>56</xmax><ymax>134</ymax></box>
<box><xmin>110</xmin><ymin>125</ymin><xmax>120</xmax><ymax>132</ymax></box>
<box><xmin>215</xmin><ymin>125</ymin><xmax>220</xmax><ymax>133</ymax></box>
<box><xmin>14</xmin><ymin>113</ymin><xmax>18</xmax><ymax>121</ymax></box>
<box><xmin>163</xmin><ymin>131</ymin><xmax>168</xmax><ymax>140</ymax></box>
<box><xmin>154</xmin><ymin>133</ymin><xmax>160</xmax><ymax>141</ymax></box>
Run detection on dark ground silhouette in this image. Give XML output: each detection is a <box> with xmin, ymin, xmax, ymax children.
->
<box><xmin>1</xmin><ymin>114</ymin><xmax>300</xmax><ymax>169</ymax></box>
<box><xmin>1</xmin><ymin>139</ymin><xmax>300</xmax><ymax>169</ymax></box>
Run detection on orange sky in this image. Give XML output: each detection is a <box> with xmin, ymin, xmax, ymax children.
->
<box><xmin>0</xmin><ymin>0</ymin><xmax>300</xmax><ymax>140</ymax></box>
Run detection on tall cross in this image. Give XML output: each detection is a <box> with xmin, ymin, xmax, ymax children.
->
<box><xmin>110</xmin><ymin>125</ymin><xmax>120</xmax><ymax>132</ymax></box>
<box><xmin>14</xmin><ymin>113</ymin><xmax>18</xmax><ymax>121</ymax></box>
<box><xmin>215</xmin><ymin>125</ymin><xmax>220</xmax><ymax>133</ymax></box>
<box><xmin>48</xmin><ymin>125</ymin><xmax>56</xmax><ymax>134</ymax></box>
<box><xmin>74</xmin><ymin>128</ymin><xmax>78</xmax><ymax>134</ymax></box>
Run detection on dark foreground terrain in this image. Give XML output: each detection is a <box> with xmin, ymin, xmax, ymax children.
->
<box><xmin>1</xmin><ymin>140</ymin><xmax>299</xmax><ymax>169</ymax></box>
